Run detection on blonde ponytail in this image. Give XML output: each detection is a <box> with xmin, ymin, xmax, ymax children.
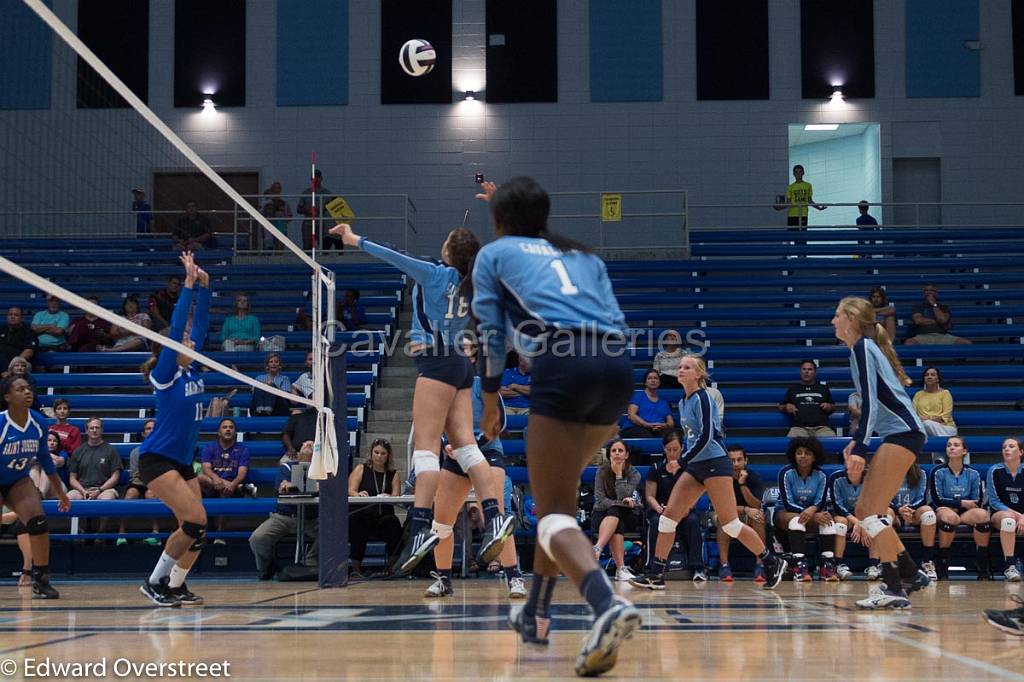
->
<box><xmin>873</xmin><ymin>322</ymin><xmax>912</xmax><ymax>387</ymax></box>
<box><xmin>837</xmin><ymin>296</ymin><xmax>912</xmax><ymax>387</ymax></box>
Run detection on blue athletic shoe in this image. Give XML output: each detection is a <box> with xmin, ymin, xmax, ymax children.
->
<box><xmin>718</xmin><ymin>564</ymin><xmax>734</xmax><ymax>583</ymax></box>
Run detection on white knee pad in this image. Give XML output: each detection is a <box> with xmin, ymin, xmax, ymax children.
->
<box><xmin>818</xmin><ymin>523</ymin><xmax>837</xmax><ymax>536</ymax></box>
<box><xmin>787</xmin><ymin>517</ymin><xmax>807</xmax><ymax>532</ymax></box>
<box><xmin>1002</xmin><ymin>517</ymin><xmax>1018</xmax><ymax>534</ymax></box>
<box><xmin>721</xmin><ymin>518</ymin><xmax>744</xmax><ymax>538</ymax></box>
<box><xmin>658</xmin><ymin>515</ymin><xmax>679</xmax><ymax>534</ymax></box>
<box><xmin>412</xmin><ymin>449</ymin><xmax>439</xmax><ymax>475</ymax></box>
<box><xmin>431</xmin><ymin>520</ymin><xmax>453</xmax><ymax>540</ymax></box>
<box><xmin>859</xmin><ymin>514</ymin><xmax>891</xmax><ymax>539</ymax></box>
<box><xmin>536</xmin><ymin>513</ymin><xmax>579</xmax><ymax>558</ymax></box>
<box><xmin>920</xmin><ymin>510</ymin><xmax>937</xmax><ymax>526</ymax></box>
<box><xmin>451</xmin><ymin>444</ymin><xmax>486</xmax><ymax>473</ymax></box>
<box><xmin>833</xmin><ymin>522</ymin><xmax>848</xmax><ymax>537</ymax></box>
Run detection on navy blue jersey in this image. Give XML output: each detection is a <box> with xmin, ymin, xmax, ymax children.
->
<box><xmin>929</xmin><ymin>463</ymin><xmax>983</xmax><ymax>509</ymax></box>
<box><xmin>472</xmin><ymin>236</ymin><xmax>627</xmax><ymax>392</ymax></box>
<box><xmin>778</xmin><ymin>464</ymin><xmax>827</xmax><ymax>512</ymax></box>
<box><xmin>360</xmin><ymin>238</ymin><xmax>469</xmax><ymax>349</ymax></box>
<box><xmin>676</xmin><ymin>388</ymin><xmax>727</xmax><ymax>467</ymax></box>
<box><xmin>986</xmin><ymin>463</ymin><xmax>1024</xmax><ymax>514</ymax></box>
<box><xmin>0</xmin><ymin>409</ymin><xmax>54</xmax><ymax>485</ymax></box>
<box><xmin>891</xmin><ymin>472</ymin><xmax>928</xmax><ymax>509</ymax></box>
<box><xmin>139</xmin><ymin>285</ymin><xmax>211</xmax><ymax>466</ymax></box>
<box><xmin>848</xmin><ymin>337</ymin><xmax>923</xmax><ymax>456</ymax></box>
<box><xmin>827</xmin><ymin>470</ymin><xmax>864</xmax><ymax>516</ymax></box>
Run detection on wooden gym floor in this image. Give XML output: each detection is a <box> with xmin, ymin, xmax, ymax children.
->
<box><xmin>1</xmin><ymin>578</ymin><xmax>1024</xmax><ymax>681</ymax></box>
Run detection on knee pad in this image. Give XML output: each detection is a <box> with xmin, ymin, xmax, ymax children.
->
<box><xmin>818</xmin><ymin>523</ymin><xmax>837</xmax><ymax>536</ymax></box>
<box><xmin>919</xmin><ymin>510</ymin><xmax>937</xmax><ymax>526</ymax></box>
<box><xmin>451</xmin><ymin>444</ymin><xmax>486</xmax><ymax>473</ymax></box>
<box><xmin>859</xmin><ymin>514</ymin><xmax>891</xmax><ymax>539</ymax></box>
<box><xmin>721</xmin><ymin>518</ymin><xmax>744</xmax><ymax>539</ymax></box>
<box><xmin>412</xmin><ymin>449</ymin><xmax>440</xmax><ymax>475</ymax></box>
<box><xmin>26</xmin><ymin>515</ymin><xmax>48</xmax><ymax>536</ymax></box>
<box><xmin>430</xmin><ymin>520</ymin><xmax>453</xmax><ymax>540</ymax></box>
<box><xmin>833</xmin><ymin>522</ymin><xmax>848</xmax><ymax>537</ymax></box>
<box><xmin>536</xmin><ymin>513</ymin><xmax>579</xmax><ymax>558</ymax></box>
<box><xmin>11</xmin><ymin>520</ymin><xmax>27</xmax><ymax>535</ymax></box>
<box><xmin>1001</xmin><ymin>517</ymin><xmax>1018</xmax><ymax>534</ymax></box>
<box><xmin>975</xmin><ymin>522</ymin><xmax>992</xmax><ymax>534</ymax></box>
<box><xmin>787</xmin><ymin>517</ymin><xmax>807</xmax><ymax>532</ymax></box>
<box><xmin>181</xmin><ymin>521</ymin><xmax>207</xmax><ymax>551</ymax></box>
<box><xmin>658</xmin><ymin>515</ymin><xmax>679</xmax><ymax>534</ymax></box>
<box><xmin>939</xmin><ymin>520</ymin><xmax>957</xmax><ymax>534</ymax></box>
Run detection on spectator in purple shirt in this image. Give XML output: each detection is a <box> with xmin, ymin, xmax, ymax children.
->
<box><xmin>199</xmin><ymin>418</ymin><xmax>255</xmax><ymax>542</ymax></box>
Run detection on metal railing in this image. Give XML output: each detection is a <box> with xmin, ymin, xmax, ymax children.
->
<box><xmin>547</xmin><ymin>189</ymin><xmax>689</xmax><ymax>255</ymax></box>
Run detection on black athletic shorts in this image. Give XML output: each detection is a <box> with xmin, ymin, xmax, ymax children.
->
<box><xmin>882</xmin><ymin>431</ymin><xmax>927</xmax><ymax>457</ymax></box>
<box><xmin>440</xmin><ymin>447</ymin><xmax>504</xmax><ymax>478</ymax></box>
<box><xmin>0</xmin><ymin>475</ymin><xmax>33</xmax><ymax>502</ymax></box>
<box><xmin>529</xmin><ymin>335</ymin><xmax>633</xmax><ymax>425</ymax></box>
<box><xmin>683</xmin><ymin>456</ymin><xmax>732</xmax><ymax>484</ymax></box>
<box><xmin>592</xmin><ymin>506</ymin><xmax>639</xmax><ymax>535</ymax></box>
<box><xmin>414</xmin><ymin>352</ymin><xmax>474</xmax><ymax>390</ymax></box>
<box><xmin>138</xmin><ymin>453</ymin><xmax>197</xmax><ymax>486</ymax></box>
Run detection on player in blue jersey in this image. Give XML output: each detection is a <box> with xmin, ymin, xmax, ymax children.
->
<box><xmin>329</xmin><ymin>222</ymin><xmax>513</xmax><ymax>575</ymax></box>
<box><xmin>827</xmin><ymin>458</ymin><xmax>866</xmax><ymax>581</ymax></box>
<box><xmin>471</xmin><ymin>177</ymin><xmax>640</xmax><ymax>677</ymax></box>
<box><xmin>774</xmin><ymin>437</ymin><xmax>831</xmax><ymax>582</ymax></box>
<box><xmin>137</xmin><ymin>253</ymin><xmax>211</xmax><ymax>607</ymax></box>
<box><xmin>632</xmin><ymin>355</ymin><xmax>785</xmax><ymax>590</ymax></box>
<box><xmin>889</xmin><ymin>463</ymin><xmax>938</xmax><ymax>580</ymax></box>
<box><xmin>985</xmin><ymin>437</ymin><xmax>1024</xmax><ymax>581</ymax></box>
<box><xmin>928</xmin><ymin>435</ymin><xmax>990</xmax><ymax>580</ymax></box>
<box><xmin>832</xmin><ymin>296</ymin><xmax>930</xmax><ymax>610</ymax></box>
<box><xmin>0</xmin><ymin>375</ymin><xmax>70</xmax><ymax>598</ymax></box>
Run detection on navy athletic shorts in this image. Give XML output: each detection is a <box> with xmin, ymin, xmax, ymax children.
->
<box><xmin>138</xmin><ymin>453</ymin><xmax>197</xmax><ymax>485</ymax></box>
<box><xmin>882</xmin><ymin>431</ymin><xmax>927</xmax><ymax>457</ymax></box>
<box><xmin>682</xmin><ymin>456</ymin><xmax>732</xmax><ymax>484</ymax></box>
<box><xmin>440</xmin><ymin>447</ymin><xmax>505</xmax><ymax>478</ymax></box>
<box><xmin>414</xmin><ymin>352</ymin><xmax>474</xmax><ymax>390</ymax></box>
<box><xmin>528</xmin><ymin>336</ymin><xmax>633</xmax><ymax>425</ymax></box>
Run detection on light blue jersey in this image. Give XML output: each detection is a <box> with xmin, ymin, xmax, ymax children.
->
<box><xmin>0</xmin><ymin>409</ymin><xmax>53</xmax><ymax>485</ymax></box>
<box><xmin>849</xmin><ymin>337</ymin><xmax>923</xmax><ymax>456</ymax></box>
<box><xmin>472</xmin><ymin>236</ymin><xmax>626</xmax><ymax>391</ymax></box>
<box><xmin>676</xmin><ymin>388</ymin><xmax>727</xmax><ymax>466</ymax></box>
<box><xmin>360</xmin><ymin>238</ymin><xmax>469</xmax><ymax>349</ymax></box>
<box><xmin>929</xmin><ymin>464</ymin><xmax>983</xmax><ymax>509</ymax></box>
<box><xmin>470</xmin><ymin>376</ymin><xmax>505</xmax><ymax>454</ymax></box>
<box><xmin>778</xmin><ymin>465</ymin><xmax>827</xmax><ymax>512</ymax></box>
<box><xmin>827</xmin><ymin>470</ymin><xmax>863</xmax><ymax>516</ymax></box>
<box><xmin>140</xmin><ymin>285</ymin><xmax>211</xmax><ymax>466</ymax></box>
<box><xmin>891</xmin><ymin>471</ymin><xmax>928</xmax><ymax>509</ymax></box>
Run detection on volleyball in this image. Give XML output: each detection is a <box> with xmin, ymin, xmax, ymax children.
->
<box><xmin>399</xmin><ymin>38</ymin><xmax>436</xmax><ymax>77</ymax></box>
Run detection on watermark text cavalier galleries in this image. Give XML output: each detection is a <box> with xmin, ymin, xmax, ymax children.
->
<box><xmin>3</xmin><ymin>657</ymin><xmax>230</xmax><ymax>678</ymax></box>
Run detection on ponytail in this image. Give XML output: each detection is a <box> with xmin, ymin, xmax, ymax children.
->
<box><xmin>873</xmin><ymin>322</ymin><xmax>912</xmax><ymax>387</ymax></box>
<box><xmin>838</xmin><ymin>296</ymin><xmax>912</xmax><ymax>387</ymax></box>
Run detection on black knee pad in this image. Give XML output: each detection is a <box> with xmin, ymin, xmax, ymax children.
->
<box><xmin>938</xmin><ymin>521</ymin><xmax>957</xmax><ymax>534</ymax></box>
<box><xmin>26</xmin><ymin>515</ymin><xmax>48</xmax><ymax>535</ymax></box>
<box><xmin>181</xmin><ymin>521</ymin><xmax>207</xmax><ymax>551</ymax></box>
<box><xmin>11</xmin><ymin>520</ymin><xmax>27</xmax><ymax>536</ymax></box>
<box><xmin>975</xmin><ymin>522</ymin><xmax>992</xmax><ymax>534</ymax></box>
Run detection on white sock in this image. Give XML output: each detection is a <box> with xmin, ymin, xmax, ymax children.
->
<box><xmin>149</xmin><ymin>552</ymin><xmax>176</xmax><ymax>585</ymax></box>
<box><xmin>168</xmin><ymin>564</ymin><xmax>191</xmax><ymax>589</ymax></box>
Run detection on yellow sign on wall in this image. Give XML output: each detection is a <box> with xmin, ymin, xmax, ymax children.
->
<box><xmin>601</xmin><ymin>193</ymin><xmax>622</xmax><ymax>222</ymax></box>
<box><xmin>325</xmin><ymin>196</ymin><xmax>355</xmax><ymax>221</ymax></box>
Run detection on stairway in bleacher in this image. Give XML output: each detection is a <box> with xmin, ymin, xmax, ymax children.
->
<box><xmin>360</xmin><ymin>306</ymin><xmax>414</xmax><ymax>472</ymax></box>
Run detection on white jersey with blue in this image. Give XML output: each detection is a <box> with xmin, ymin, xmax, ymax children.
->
<box><xmin>139</xmin><ymin>285</ymin><xmax>211</xmax><ymax>466</ymax></box>
<box><xmin>472</xmin><ymin>236</ymin><xmax>627</xmax><ymax>392</ymax></box>
<box><xmin>359</xmin><ymin>238</ymin><xmax>469</xmax><ymax>349</ymax></box>
<box><xmin>0</xmin><ymin>409</ymin><xmax>54</xmax><ymax>485</ymax></box>
<box><xmin>677</xmin><ymin>388</ymin><xmax>728</xmax><ymax>466</ymax></box>
<box><xmin>848</xmin><ymin>337</ymin><xmax>924</xmax><ymax>456</ymax></box>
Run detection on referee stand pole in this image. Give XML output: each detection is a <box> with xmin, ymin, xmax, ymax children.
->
<box><xmin>319</xmin><ymin>347</ymin><xmax>349</xmax><ymax>588</ymax></box>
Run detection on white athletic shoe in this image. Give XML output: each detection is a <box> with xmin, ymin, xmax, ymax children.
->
<box><xmin>574</xmin><ymin>596</ymin><xmax>642</xmax><ymax>677</ymax></box>
<box><xmin>423</xmin><ymin>572</ymin><xmax>453</xmax><ymax>598</ymax></box>
<box><xmin>1005</xmin><ymin>564</ymin><xmax>1022</xmax><ymax>583</ymax></box>
<box><xmin>836</xmin><ymin>563</ymin><xmax>853</xmax><ymax>581</ymax></box>
<box><xmin>856</xmin><ymin>585</ymin><xmax>911</xmax><ymax>610</ymax></box>
<box><xmin>615</xmin><ymin>566</ymin><xmax>637</xmax><ymax>582</ymax></box>
<box><xmin>692</xmin><ymin>569</ymin><xmax>708</xmax><ymax>582</ymax></box>
<box><xmin>865</xmin><ymin>564</ymin><xmax>883</xmax><ymax>581</ymax></box>
<box><xmin>508</xmin><ymin>576</ymin><xmax>527</xmax><ymax>599</ymax></box>
<box><xmin>922</xmin><ymin>561</ymin><xmax>938</xmax><ymax>582</ymax></box>
<box><xmin>594</xmin><ymin>545</ymin><xmax>602</xmax><ymax>561</ymax></box>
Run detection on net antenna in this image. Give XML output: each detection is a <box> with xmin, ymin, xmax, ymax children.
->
<box><xmin>12</xmin><ymin>0</ymin><xmax>339</xmax><ymax>477</ymax></box>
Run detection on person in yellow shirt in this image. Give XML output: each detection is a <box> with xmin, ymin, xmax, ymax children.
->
<box><xmin>775</xmin><ymin>165</ymin><xmax>826</xmax><ymax>227</ymax></box>
<box><xmin>911</xmin><ymin>366</ymin><xmax>957</xmax><ymax>437</ymax></box>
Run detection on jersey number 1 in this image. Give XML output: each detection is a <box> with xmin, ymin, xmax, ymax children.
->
<box><xmin>550</xmin><ymin>260</ymin><xmax>579</xmax><ymax>295</ymax></box>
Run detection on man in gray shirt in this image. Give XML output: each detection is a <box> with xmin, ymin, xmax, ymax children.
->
<box><xmin>68</xmin><ymin>418</ymin><xmax>122</xmax><ymax>501</ymax></box>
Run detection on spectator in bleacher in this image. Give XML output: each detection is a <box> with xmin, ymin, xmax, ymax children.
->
<box><xmin>251</xmin><ymin>352</ymin><xmax>292</xmax><ymax>417</ymax></box>
<box><xmin>500</xmin><ymin>352</ymin><xmax>532</xmax><ymax>416</ymax></box>
<box><xmin>119</xmin><ymin>419</ymin><xmax>161</xmax><ymax>547</ymax></box>
<box><xmin>986</xmin><ymin>437</ymin><xmax>1024</xmax><ymax>582</ymax></box>
<box><xmin>49</xmin><ymin>398</ymin><xmax>81</xmax><ymax>454</ymax></box>
<box><xmin>148</xmin><ymin>276</ymin><xmax>181</xmax><ymax>333</ymax></box>
<box><xmin>200</xmin><ymin>418</ymin><xmax>255</xmax><ymax>543</ymax></box>
<box><xmin>847</xmin><ymin>391</ymin><xmax>862</xmax><ymax>436</ymax></box>
<box><xmin>291</xmin><ymin>351</ymin><xmax>315</xmax><ymax>404</ymax></box>
<box><xmin>778</xmin><ymin>361</ymin><xmax>835</xmax><ymax>438</ymax></box>
<box><xmin>856</xmin><ymin>200</ymin><xmax>878</xmax><ymax>227</ymax></box>
<box><xmin>347</xmin><ymin>438</ymin><xmax>402</xmax><ymax>578</ymax></box>
<box><xmin>250</xmin><ymin>440</ymin><xmax>319</xmax><ymax>580</ymax></box>
<box><xmin>221</xmin><ymin>294</ymin><xmax>261</xmax><ymax>352</ymax></box>
<box><xmin>868</xmin><ymin>286</ymin><xmax>896</xmax><ymax>341</ymax></box>
<box><xmin>929</xmin><ymin>436</ymin><xmax>991</xmax><ymax>581</ymax></box>
<box><xmin>773</xmin><ymin>164</ymin><xmax>826</xmax><ymax>228</ymax></box>
<box><xmin>905</xmin><ymin>283</ymin><xmax>971</xmax><ymax>345</ymax></box>
<box><xmin>890</xmin><ymin>462</ymin><xmax>938</xmax><ymax>581</ymax></box>
<box><xmin>260</xmin><ymin>181</ymin><xmax>291</xmax><ymax>250</ymax></box>
<box><xmin>30</xmin><ymin>296</ymin><xmax>70</xmax><ymax>352</ymax></box>
<box><xmin>652</xmin><ymin>330</ymin><xmax>684</xmax><ymax>389</ymax></box>
<box><xmin>172</xmin><ymin>200</ymin><xmax>215</xmax><ymax>251</ymax></box>
<box><xmin>338</xmin><ymin>289</ymin><xmax>367</xmax><ymax>331</ymax></box>
<box><xmin>132</xmin><ymin>188</ymin><xmax>151</xmax><ymax>234</ymax></box>
<box><xmin>716</xmin><ymin>444</ymin><xmax>767</xmax><ymax>583</ymax></box>
<box><xmin>0</xmin><ymin>306</ymin><xmax>38</xmax><ymax>369</ymax></box>
<box><xmin>592</xmin><ymin>439</ymin><xmax>642</xmax><ymax>583</ymax></box>
<box><xmin>30</xmin><ymin>431</ymin><xmax>68</xmax><ymax>499</ymax></box>
<box><xmin>99</xmin><ymin>295</ymin><xmax>151</xmax><ymax>352</ymax></box>
<box><xmin>644</xmin><ymin>431</ymin><xmax>705</xmax><ymax>581</ymax></box>
<box><xmin>620</xmin><ymin>369</ymin><xmax>674</xmax><ymax>439</ymax></box>
<box><xmin>67</xmin><ymin>417</ymin><xmax>122</xmax><ymax>536</ymax></box>
<box><xmin>775</xmin><ymin>437</ymin><xmax>830</xmax><ymax>581</ymax></box>
<box><xmin>912</xmin><ymin>366</ymin><xmax>957</xmax><ymax>437</ymax></box>
<box><xmin>3</xmin><ymin>357</ymin><xmax>40</xmax><ymax>410</ymax></box>
<box><xmin>297</xmin><ymin>170</ymin><xmax>338</xmax><ymax>250</ymax></box>
<box><xmin>826</xmin><ymin>453</ymin><xmax>866</xmax><ymax>582</ymax></box>
<box><xmin>282</xmin><ymin>405</ymin><xmax>318</xmax><ymax>458</ymax></box>
<box><xmin>67</xmin><ymin>296</ymin><xmax>112</xmax><ymax>352</ymax></box>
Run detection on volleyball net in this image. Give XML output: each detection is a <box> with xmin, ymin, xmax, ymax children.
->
<box><xmin>0</xmin><ymin>0</ymin><xmax>340</xmax><ymax>478</ymax></box>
